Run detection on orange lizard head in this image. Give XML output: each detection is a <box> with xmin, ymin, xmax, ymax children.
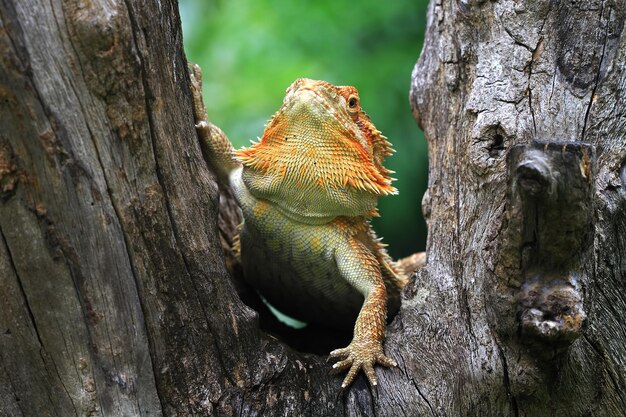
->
<box><xmin>235</xmin><ymin>78</ymin><xmax>397</xmax><ymax>221</ymax></box>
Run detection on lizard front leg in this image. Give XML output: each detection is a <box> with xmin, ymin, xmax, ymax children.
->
<box><xmin>330</xmin><ymin>236</ymin><xmax>397</xmax><ymax>388</ymax></box>
<box><xmin>189</xmin><ymin>64</ymin><xmax>240</xmax><ymax>183</ymax></box>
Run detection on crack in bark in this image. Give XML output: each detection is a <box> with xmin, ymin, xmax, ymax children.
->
<box><xmin>0</xmin><ymin>230</ymin><xmax>45</xmax><ymax>350</ymax></box>
<box><xmin>0</xmin><ymin>227</ymin><xmax>79</xmax><ymax>417</ymax></box>
<box><xmin>495</xmin><ymin>97</ymin><xmax>525</xmax><ymax>106</ymax></box>
<box><xmin>502</xmin><ymin>23</ymin><xmax>545</xmax><ymax>136</ymax></box>
<box><xmin>582</xmin><ymin>0</ymin><xmax>611</xmax><ymax>141</ymax></box>
<box><xmin>583</xmin><ymin>333</ymin><xmax>626</xmax><ymax>408</ymax></box>
<box><xmin>1</xmin><ymin>359</ymin><xmax>27</xmax><ymax>417</ymax></box>
<box><xmin>548</xmin><ymin>71</ymin><xmax>557</xmax><ymax>105</ymax></box>
<box><xmin>526</xmin><ymin>38</ymin><xmax>544</xmax><ymax>136</ymax></box>
<box><xmin>495</xmin><ymin>343</ymin><xmax>519</xmax><ymax>417</ymax></box>
<box><xmin>400</xmin><ymin>360</ymin><xmax>436</xmax><ymax>416</ymax></box>
<box><xmin>412</xmin><ymin>380</ymin><xmax>436</xmax><ymax>416</ymax></box>
<box><xmin>503</xmin><ymin>25</ymin><xmax>534</xmax><ymax>53</ymax></box>
<box><xmin>460</xmin><ymin>284</ymin><xmax>476</xmax><ymax>342</ymax></box>
<box><xmin>52</xmin><ymin>325</ymin><xmax>80</xmax><ymax>417</ymax></box>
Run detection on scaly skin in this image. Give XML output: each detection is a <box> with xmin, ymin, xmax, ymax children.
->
<box><xmin>190</xmin><ymin>66</ymin><xmax>407</xmax><ymax>389</ymax></box>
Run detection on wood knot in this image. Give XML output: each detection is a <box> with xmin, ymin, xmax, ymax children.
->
<box><xmin>515</xmin><ymin>149</ymin><xmax>554</xmax><ymax>196</ymax></box>
<box><xmin>468</xmin><ymin>124</ymin><xmax>509</xmax><ymax>177</ymax></box>
<box><xmin>492</xmin><ymin>141</ymin><xmax>595</xmax><ymax>360</ymax></box>
<box><xmin>518</xmin><ymin>274</ymin><xmax>586</xmax><ymax>352</ymax></box>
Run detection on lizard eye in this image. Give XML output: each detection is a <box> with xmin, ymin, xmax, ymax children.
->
<box><xmin>347</xmin><ymin>96</ymin><xmax>359</xmax><ymax>113</ymax></box>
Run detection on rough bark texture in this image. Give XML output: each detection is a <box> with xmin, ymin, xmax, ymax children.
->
<box><xmin>410</xmin><ymin>0</ymin><xmax>626</xmax><ymax>415</ymax></box>
<box><xmin>0</xmin><ymin>0</ymin><xmax>624</xmax><ymax>417</ymax></box>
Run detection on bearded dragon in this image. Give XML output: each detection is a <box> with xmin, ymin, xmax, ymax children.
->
<box><xmin>190</xmin><ymin>66</ymin><xmax>408</xmax><ymax>389</ymax></box>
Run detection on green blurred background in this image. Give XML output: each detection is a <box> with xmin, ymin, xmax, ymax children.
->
<box><xmin>180</xmin><ymin>0</ymin><xmax>429</xmax><ymax>257</ymax></box>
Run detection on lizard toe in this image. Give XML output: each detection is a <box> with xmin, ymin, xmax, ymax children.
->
<box><xmin>363</xmin><ymin>362</ymin><xmax>378</xmax><ymax>387</ymax></box>
<box><xmin>331</xmin><ymin>358</ymin><xmax>353</xmax><ymax>372</ymax></box>
<box><xmin>341</xmin><ymin>363</ymin><xmax>362</xmax><ymax>388</ymax></box>
<box><xmin>330</xmin><ymin>338</ymin><xmax>397</xmax><ymax>388</ymax></box>
<box><xmin>376</xmin><ymin>353</ymin><xmax>397</xmax><ymax>368</ymax></box>
<box><xmin>329</xmin><ymin>347</ymin><xmax>351</xmax><ymax>359</ymax></box>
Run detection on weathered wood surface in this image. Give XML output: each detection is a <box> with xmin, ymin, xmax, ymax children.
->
<box><xmin>410</xmin><ymin>0</ymin><xmax>626</xmax><ymax>415</ymax></box>
<box><xmin>0</xmin><ymin>0</ymin><xmax>624</xmax><ymax>416</ymax></box>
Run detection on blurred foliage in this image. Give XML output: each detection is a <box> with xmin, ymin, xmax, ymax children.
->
<box><xmin>180</xmin><ymin>0</ymin><xmax>429</xmax><ymax>257</ymax></box>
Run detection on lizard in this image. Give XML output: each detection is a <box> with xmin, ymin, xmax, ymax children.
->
<box><xmin>189</xmin><ymin>65</ymin><xmax>408</xmax><ymax>389</ymax></box>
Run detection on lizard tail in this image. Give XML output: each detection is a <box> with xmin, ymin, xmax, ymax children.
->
<box><xmin>189</xmin><ymin>63</ymin><xmax>241</xmax><ymax>184</ymax></box>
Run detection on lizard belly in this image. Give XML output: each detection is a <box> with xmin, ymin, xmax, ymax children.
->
<box><xmin>239</xmin><ymin>202</ymin><xmax>363</xmax><ymax>329</ymax></box>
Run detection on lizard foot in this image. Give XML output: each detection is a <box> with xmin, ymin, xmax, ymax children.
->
<box><xmin>329</xmin><ymin>339</ymin><xmax>397</xmax><ymax>388</ymax></box>
<box><xmin>188</xmin><ymin>63</ymin><xmax>209</xmax><ymax>125</ymax></box>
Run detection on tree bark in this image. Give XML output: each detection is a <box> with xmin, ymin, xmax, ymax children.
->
<box><xmin>410</xmin><ymin>0</ymin><xmax>626</xmax><ymax>415</ymax></box>
<box><xmin>0</xmin><ymin>1</ymin><xmax>624</xmax><ymax>417</ymax></box>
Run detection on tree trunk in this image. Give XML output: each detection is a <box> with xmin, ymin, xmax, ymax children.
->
<box><xmin>0</xmin><ymin>1</ymin><xmax>624</xmax><ymax>417</ymax></box>
<box><xmin>409</xmin><ymin>0</ymin><xmax>626</xmax><ymax>415</ymax></box>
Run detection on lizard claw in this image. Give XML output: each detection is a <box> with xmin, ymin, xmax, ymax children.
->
<box><xmin>329</xmin><ymin>340</ymin><xmax>396</xmax><ymax>388</ymax></box>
